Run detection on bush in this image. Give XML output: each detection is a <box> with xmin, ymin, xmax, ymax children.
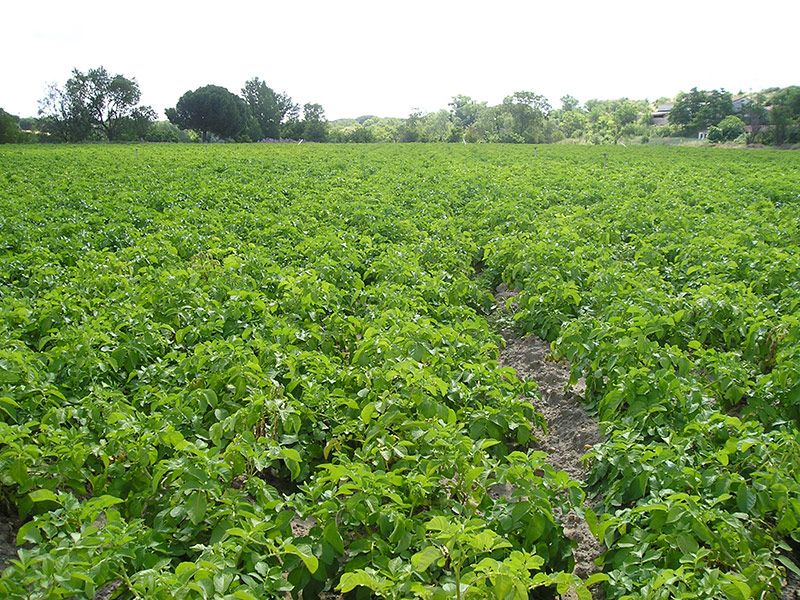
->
<box><xmin>708</xmin><ymin>115</ymin><xmax>746</xmax><ymax>142</ymax></box>
<box><xmin>651</xmin><ymin>125</ymin><xmax>677</xmax><ymax>138</ymax></box>
<box><xmin>145</xmin><ymin>121</ymin><xmax>195</xmax><ymax>143</ymax></box>
<box><xmin>752</xmin><ymin>128</ymin><xmax>775</xmax><ymax>145</ymax></box>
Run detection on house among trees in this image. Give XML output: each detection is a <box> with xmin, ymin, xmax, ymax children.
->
<box><xmin>650</xmin><ymin>103</ymin><xmax>673</xmax><ymax>125</ymax></box>
<box><xmin>732</xmin><ymin>96</ymin><xmax>751</xmax><ymax>113</ymax></box>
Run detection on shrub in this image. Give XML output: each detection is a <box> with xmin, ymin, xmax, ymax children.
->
<box><xmin>708</xmin><ymin>115</ymin><xmax>746</xmax><ymax>142</ymax></box>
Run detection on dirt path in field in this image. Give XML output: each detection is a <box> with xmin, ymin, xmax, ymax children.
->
<box><xmin>494</xmin><ymin>284</ymin><xmax>603</xmax><ymax>599</ymax></box>
<box><xmin>784</xmin><ymin>549</ymin><xmax>800</xmax><ymax>600</ymax></box>
<box><xmin>0</xmin><ymin>514</ymin><xmax>18</xmax><ymax>571</ymax></box>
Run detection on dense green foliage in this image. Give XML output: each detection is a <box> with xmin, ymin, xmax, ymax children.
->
<box><xmin>38</xmin><ymin>67</ymin><xmax>155</xmax><ymax>142</ymax></box>
<box><xmin>0</xmin><ymin>144</ymin><xmax>799</xmax><ymax>599</ymax></box>
<box><xmin>0</xmin><ymin>109</ymin><xmax>23</xmax><ymax>144</ymax></box>
<box><xmin>708</xmin><ymin>115</ymin><xmax>747</xmax><ymax>142</ymax></box>
<box><xmin>669</xmin><ymin>88</ymin><xmax>735</xmax><ymax>135</ymax></box>
<box><xmin>327</xmin><ymin>86</ymin><xmax>800</xmax><ymax>146</ymax></box>
<box><xmin>240</xmin><ymin>78</ymin><xmax>298</xmax><ymax>140</ymax></box>
<box><xmin>481</xmin><ymin>147</ymin><xmax>800</xmax><ymax>598</ymax></box>
<box><xmin>7</xmin><ymin>67</ymin><xmax>798</xmax><ymax>145</ymax></box>
<box><xmin>166</xmin><ymin>86</ymin><xmax>250</xmax><ymax>143</ymax></box>
<box><xmin>769</xmin><ymin>87</ymin><xmax>800</xmax><ymax>145</ymax></box>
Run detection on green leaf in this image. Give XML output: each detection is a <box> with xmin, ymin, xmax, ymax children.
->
<box><xmin>281</xmin><ymin>448</ymin><xmax>302</xmax><ymax>480</ymax></box>
<box><xmin>283</xmin><ymin>543</ymin><xmax>319</xmax><ymax>573</ymax></box>
<box><xmin>9</xmin><ymin>460</ymin><xmax>28</xmax><ymax>487</ymax></box>
<box><xmin>736</xmin><ymin>486</ymin><xmax>756</xmax><ymax>513</ymax></box>
<box><xmin>28</xmin><ymin>489</ymin><xmax>59</xmax><ymax>504</ymax></box>
<box><xmin>80</xmin><ymin>495</ymin><xmax>124</xmax><ymax>520</ymax></box>
<box><xmin>411</xmin><ymin>546</ymin><xmax>442</xmax><ymax>572</ymax></box>
<box><xmin>88</xmin><ymin>495</ymin><xmax>124</xmax><ymax>510</ymax></box>
<box><xmin>360</xmin><ymin>402</ymin><xmax>376</xmax><ymax>424</ymax></box>
<box><xmin>721</xmin><ymin>579</ymin><xmax>751</xmax><ymax>600</ymax></box>
<box><xmin>585</xmin><ymin>572</ymin><xmax>610</xmax><ymax>586</ymax></box>
<box><xmin>175</xmin><ymin>562</ymin><xmax>196</xmax><ymax>577</ymax></box>
<box><xmin>162</xmin><ymin>429</ymin><xmax>187</xmax><ymax>449</ymax></box>
<box><xmin>778</xmin><ymin>554</ymin><xmax>800</xmax><ymax>577</ymax></box>
<box><xmin>339</xmin><ymin>571</ymin><xmax>384</xmax><ymax>593</ymax></box>
<box><xmin>187</xmin><ymin>491</ymin><xmax>207</xmax><ymax>526</ymax></box>
<box><xmin>676</xmin><ymin>533</ymin><xmax>699</xmax><ymax>555</ymax></box>
<box><xmin>17</xmin><ymin>521</ymin><xmax>41</xmax><ymax>545</ymax></box>
<box><xmin>323</xmin><ymin>520</ymin><xmax>345</xmax><ymax>555</ymax></box>
<box><xmin>196</xmin><ymin>388</ymin><xmax>218</xmax><ymax>410</ymax></box>
<box><xmin>0</xmin><ymin>396</ymin><xmax>19</xmax><ymax>419</ymax></box>
<box><xmin>70</xmin><ymin>571</ymin><xmax>95</xmax><ymax>585</ymax></box>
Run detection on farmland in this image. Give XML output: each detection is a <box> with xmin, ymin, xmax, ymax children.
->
<box><xmin>1</xmin><ymin>144</ymin><xmax>799</xmax><ymax>599</ymax></box>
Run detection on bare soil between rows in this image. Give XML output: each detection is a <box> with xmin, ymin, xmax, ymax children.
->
<box><xmin>494</xmin><ymin>284</ymin><xmax>604</xmax><ymax>599</ymax></box>
<box><xmin>0</xmin><ymin>514</ymin><xmax>18</xmax><ymax>572</ymax></box>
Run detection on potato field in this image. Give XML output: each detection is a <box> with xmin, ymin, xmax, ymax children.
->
<box><xmin>1</xmin><ymin>144</ymin><xmax>799</xmax><ymax>599</ymax></box>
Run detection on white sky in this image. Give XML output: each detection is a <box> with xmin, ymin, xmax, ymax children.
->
<box><xmin>3</xmin><ymin>0</ymin><xmax>799</xmax><ymax>120</ymax></box>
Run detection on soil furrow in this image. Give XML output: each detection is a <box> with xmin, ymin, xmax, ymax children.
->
<box><xmin>495</xmin><ymin>284</ymin><xmax>603</xmax><ymax>598</ymax></box>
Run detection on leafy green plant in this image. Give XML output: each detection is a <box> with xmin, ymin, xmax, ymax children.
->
<box><xmin>1</xmin><ymin>143</ymin><xmax>799</xmax><ymax>598</ymax></box>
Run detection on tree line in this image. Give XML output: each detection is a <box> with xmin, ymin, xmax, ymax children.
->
<box><xmin>1</xmin><ymin>66</ymin><xmax>799</xmax><ymax>146</ymax></box>
<box><xmin>166</xmin><ymin>80</ymin><xmax>327</xmax><ymax>143</ymax></box>
<box><xmin>330</xmin><ymin>88</ymin><xmax>800</xmax><ymax>146</ymax></box>
<box><xmin>0</xmin><ymin>67</ymin><xmax>327</xmax><ymax>144</ymax></box>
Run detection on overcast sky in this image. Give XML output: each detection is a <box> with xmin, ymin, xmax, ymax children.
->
<box><xmin>3</xmin><ymin>0</ymin><xmax>799</xmax><ymax>120</ymax></box>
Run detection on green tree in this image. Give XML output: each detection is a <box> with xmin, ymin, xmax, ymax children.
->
<box><xmin>587</xmin><ymin>112</ymin><xmax>617</xmax><ymax>144</ymax></box>
<box><xmin>768</xmin><ymin>86</ymin><xmax>800</xmax><ymax>145</ymax></box>
<box><xmin>18</xmin><ymin>117</ymin><xmax>41</xmax><ymax>132</ymax></box>
<box><xmin>419</xmin><ymin>110</ymin><xmax>455</xmax><ymax>142</ymax></box>
<box><xmin>397</xmin><ymin>109</ymin><xmax>424</xmax><ymax>142</ymax></box>
<box><xmin>500</xmin><ymin>91</ymin><xmax>551</xmax><ymax>143</ymax></box>
<box><xmin>39</xmin><ymin>81</ymin><xmax>93</xmax><ymax>142</ymax></box>
<box><xmin>362</xmin><ymin>117</ymin><xmax>402</xmax><ymax>142</ymax></box>
<box><xmin>39</xmin><ymin>67</ymin><xmax>154</xmax><ymax>142</ymax></box>
<box><xmin>0</xmin><ymin>108</ymin><xmax>22</xmax><ymax>143</ymax></box>
<box><xmin>669</xmin><ymin>88</ymin><xmax>734</xmax><ymax>135</ymax></box>
<box><xmin>584</xmin><ymin>98</ymin><xmax>648</xmax><ymax>143</ymax></box>
<box><xmin>83</xmin><ymin>67</ymin><xmax>148</xmax><ymax>141</ymax></box>
<box><xmin>167</xmin><ymin>85</ymin><xmax>248</xmax><ymax>142</ymax></box>
<box><xmin>448</xmin><ymin>95</ymin><xmax>481</xmax><ymax>128</ymax></box>
<box><xmin>332</xmin><ymin>124</ymin><xmax>375</xmax><ymax>143</ymax></box>
<box><xmin>278</xmin><ymin>98</ymin><xmax>301</xmax><ymax>138</ymax></box>
<box><xmin>122</xmin><ymin>106</ymin><xmax>158</xmax><ymax>140</ymax></box>
<box><xmin>737</xmin><ymin>94</ymin><xmax>769</xmax><ymax>141</ymax></box>
<box><xmin>560</xmin><ymin>95</ymin><xmax>580</xmax><ymax>111</ymax></box>
<box><xmin>448</xmin><ymin>95</ymin><xmax>490</xmax><ymax>142</ymax></box>
<box><xmin>300</xmin><ymin>103</ymin><xmax>328</xmax><ymax>142</ymax></box>
<box><xmin>554</xmin><ymin>108</ymin><xmax>588</xmax><ymax>139</ymax></box>
<box><xmin>471</xmin><ymin>105</ymin><xmax>512</xmax><ymax>142</ymax></box>
<box><xmin>241</xmin><ymin>78</ymin><xmax>297</xmax><ymax>139</ymax></box>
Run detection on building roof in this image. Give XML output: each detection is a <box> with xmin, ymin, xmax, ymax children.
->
<box><xmin>732</xmin><ymin>97</ymin><xmax>751</xmax><ymax>109</ymax></box>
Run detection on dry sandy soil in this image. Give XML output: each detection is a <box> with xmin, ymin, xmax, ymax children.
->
<box><xmin>495</xmin><ymin>284</ymin><xmax>604</xmax><ymax>599</ymax></box>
